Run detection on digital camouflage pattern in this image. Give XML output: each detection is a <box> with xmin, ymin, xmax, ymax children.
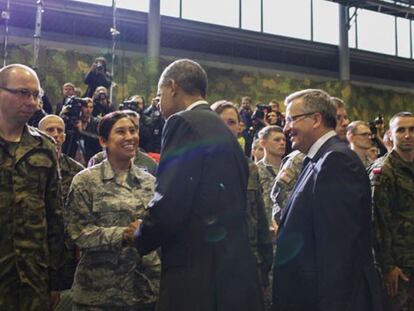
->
<box><xmin>88</xmin><ymin>150</ymin><xmax>158</xmax><ymax>176</ymax></box>
<box><xmin>256</xmin><ymin>159</ymin><xmax>280</xmax><ymax>224</ymax></box>
<box><xmin>60</xmin><ymin>153</ymin><xmax>84</xmax><ymax>201</ymax></box>
<box><xmin>369</xmin><ymin>151</ymin><xmax>414</xmax><ymax>274</ymax></box>
<box><xmin>0</xmin><ymin>125</ymin><xmax>66</xmax><ymax>309</ymax></box>
<box><xmin>246</xmin><ymin>159</ymin><xmax>273</xmax><ymax>282</ymax></box>
<box><xmin>271</xmin><ymin>150</ymin><xmax>305</xmax><ymax>222</ymax></box>
<box><xmin>56</xmin><ymin>153</ymin><xmax>84</xmax><ymax>292</ymax></box>
<box><xmin>66</xmin><ymin>159</ymin><xmax>160</xmax><ymax>308</ymax></box>
<box><xmin>246</xmin><ymin>159</ymin><xmax>273</xmax><ymax>309</ymax></box>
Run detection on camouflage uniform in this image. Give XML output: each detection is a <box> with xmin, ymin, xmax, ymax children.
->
<box><xmin>88</xmin><ymin>150</ymin><xmax>158</xmax><ymax>176</ymax></box>
<box><xmin>256</xmin><ymin>159</ymin><xmax>280</xmax><ymax>224</ymax></box>
<box><xmin>60</xmin><ymin>153</ymin><xmax>84</xmax><ymax>202</ymax></box>
<box><xmin>246</xmin><ymin>159</ymin><xmax>273</xmax><ymax>309</ymax></box>
<box><xmin>369</xmin><ymin>151</ymin><xmax>414</xmax><ymax>310</ymax></box>
<box><xmin>55</xmin><ymin>154</ymin><xmax>85</xmax><ymax>311</ymax></box>
<box><xmin>0</xmin><ymin>125</ymin><xmax>66</xmax><ymax>310</ymax></box>
<box><xmin>66</xmin><ymin>159</ymin><xmax>160</xmax><ymax>309</ymax></box>
<box><xmin>270</xmin><ymin>150</ymin><xmax>305</xmax><ymax>223</ymax></box>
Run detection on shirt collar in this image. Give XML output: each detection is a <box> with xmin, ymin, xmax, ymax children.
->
<box><xmin>186</xmin><ymin>100</ymin><xmax>208</xmax><ymax>111</ymax></box>
<box><xmin>307</xmin><ymin>130</ymin><xmax>336</xmax><ymax>159</ymax></box>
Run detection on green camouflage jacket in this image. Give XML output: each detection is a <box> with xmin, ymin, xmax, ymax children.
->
<box><xmin>256</xmin><ymin>159</ymin><xmax>280</xmax><ymax>223</ymax></box>
<box><xmin>0</xmin><ymin>125</ymin><xmax>66</xmax><ymax>295</ymax></box>
<box><xmin>246</xmin><ymin>159</ymin><xmax>273</xmax><ymax>282</ymax></box>
<box><xmin>369</xmin><ymin>151</ymin><xmax>414</xmax><ymax>274</ymax></box>
<box><xmin>66</xmin><ymin>159</ymin><xmax>160</xmax><ymax>307</ymax></box>
<box><xmin>271</xmin><ymin>150</ymin><xmax>305</xmax><ymax>222</ymax></box>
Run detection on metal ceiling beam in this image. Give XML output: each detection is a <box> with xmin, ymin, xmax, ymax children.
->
<box><xmin>327</xmin><ymin>0</ymin><xmax>414</xmax><ymax>19</ymax></box>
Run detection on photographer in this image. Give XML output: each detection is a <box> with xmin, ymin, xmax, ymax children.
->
<box><xmin>369</xmin><ymin>114</ymin><xmax>388</xmax><ymax>157</ymax></box>
<box><xmin>84</xmin><ymin>56</ymin><xmax>112</xmax><ymax>98</ymax></box>
<box><xmin>143</xmin><ymin>96</ymin><xmax>165</xmax><ymax>153</ymax></box>
<box><xmin>92</xmin><ymin>86</ymin><xmax>114</xmax><ymax>118</ymax></box>
<box><xmin>61</xmin><ymin>97</ymin><xmax>101</xmax><ymax>166</ymax></box>
<box><xmin>249</xmin><ymin>103</ymin><xmax>271</xmax><ymax>139</ymax></box>
<box><xmin>120</xmin><ymin>94</ymin><xmax>153</xmax><ymax>152</ymax></box>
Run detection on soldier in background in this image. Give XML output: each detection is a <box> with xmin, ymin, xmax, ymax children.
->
<box><xmin>256</xmin><ymin>126</ymin><xmax>286</xmax><ymax>227</ymax></box>
<box><xmin>39</xmin><ymin>115</ymin><xmax>85</xmax><ymax>200</ymax></box>
<box><xmin>0</xmin><ymin>64</ymin><xmax>66</xmax><ymax>310</ymax></box>
<box><xmin>369</xmin><ymin>111</ymin><xmax>414</xmax><ymax>311</ymax></box>
<box><xmin>211</xmin><ymin>100</ymin><xmax>272</xmax><ymax>308</ymax></box>
<box><xmin>38</xmin><ymin>115</ymin><xmax>84</xmax><ymax>311</ymax></box>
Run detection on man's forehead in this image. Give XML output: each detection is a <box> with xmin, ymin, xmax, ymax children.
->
<box><xmin>391</xmin><ymin>116</ymin><xmax>414</xmax><ymax>129</ymax></box>
<box><xmin>43</xmin><ymin>118</ymin><xmax>65</xmax><ymax>129</ymax></box>
<box><xmin>7</xmin><ymin>68</ymin><xmax>40</xmax><ymax>88</ymax></box>
<box><xmin>336</xmin><ymin>107</ymin><xmax>348</xmax><ymax>117</ymax></box>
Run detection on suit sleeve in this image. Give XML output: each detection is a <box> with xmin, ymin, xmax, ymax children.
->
<box><xmin>135</xmin><ymin>115</ymin><xmax>204</xmax><ymax>255</ymax></box>
<box><xmin>313</xmin><ymin>151</ymin><xmax>372</xmax><ymax>309</ymax></box>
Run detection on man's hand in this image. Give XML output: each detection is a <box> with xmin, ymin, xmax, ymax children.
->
<box><xmin>122</xmin><ymin>219</ymin><xmax>142</xmax><ymax>246</ymax></box>
<box><xmin>49</xmin><ymin>291</ymin><xmax>60</xmax><ymax>311</ymax></box>
<box><xmin>384</xmin><ymin>266</ymin><xmax>409</xmax><ymax>297</ymax></box>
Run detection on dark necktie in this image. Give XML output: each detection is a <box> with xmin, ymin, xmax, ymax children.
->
<box><xmin>302</xmin><ymin>156</ymin><xmax>311</xmax><ymax>172</ymax></box>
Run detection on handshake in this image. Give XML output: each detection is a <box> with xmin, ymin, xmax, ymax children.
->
<box><xmin>122</xmin><ymin>219</ymin><xmax>142</xmax><ymax>246</ymax></box>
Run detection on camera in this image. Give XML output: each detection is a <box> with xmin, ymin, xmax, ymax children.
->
<box><xmin>252</xmin><ymin>104</ymin><xmax>271</xmax><ymax>122</ymax></box>
<box><xmin>62</xmin><ymin>96</ymin><xmax>89</xmax><ymax>131</ymax></box>
<box><xmin>369</xmin><ymin>114</ymin><xmax>384</xmax><ymax>136</ymax></box>
<box><xmin>96</xmin><ymin>61</ymin><xmax>104</xmax><ymax>71</ymax></box>
<box><xmin>119</xmin><ymin>100</ymin><xmax>138</xmax><ymax>112</ymax></box>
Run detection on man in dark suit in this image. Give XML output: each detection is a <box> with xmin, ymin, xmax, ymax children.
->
<box><xmin>272</xmin><ymin>89</ymin><xmax>382</xmax><ymax>311</ymax></box>
<box><xmin>132</xmin><ymin>59</ymin><xmax>263</xmax><ymax>311</ymax></box>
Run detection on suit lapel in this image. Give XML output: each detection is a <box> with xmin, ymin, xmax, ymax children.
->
<box><xmin>279</xmin><ymin>135</ymin><xmax>340</xmax><ymax>225</ymax></box>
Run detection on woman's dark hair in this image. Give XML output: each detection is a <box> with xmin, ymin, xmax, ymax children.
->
<box><xmin>98</xmin><ymin>111</ymin><xmax>134</xmax><ymax>141</ymax></box>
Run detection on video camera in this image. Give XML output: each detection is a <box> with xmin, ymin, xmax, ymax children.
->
<box><xmin>62</xmin><ymin>96</ymin><xmax>89</xmax><ymax>131</ymax></box>
<box><xmin>369</xmin><ymin>114</ymin><xmax>384</xmax><ymax>136</ymax></box>
<box><xmin>119</xmin><ymin>100</ymin><xmax>139</xmax><ymax>112</ymax></box>
<box><xmin>252</xmin><ymin>104</ymin><xmax>272</xmax><ymax>122</ymax></box>
<box><xmin>96</xmin><ymin>61</ymin><xmax>104</xmax><ymax>71</ymax></box>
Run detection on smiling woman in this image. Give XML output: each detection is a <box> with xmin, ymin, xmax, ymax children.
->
<box><xmin>65</xmin><ymin>110</ymin><xmax>160</xmax><ymax>310</ymax></box>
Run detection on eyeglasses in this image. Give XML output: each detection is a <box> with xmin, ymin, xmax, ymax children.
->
<box><xmin>354</xmin><ymin>132</ymin><xmax>371</xmax><ymax>137</ymax></box>
<box><xmin>0</xmin><ymin>86</ymin><xmax>43</xmax><ymax>100</ymax></box>
<box><xmin>285</xmin><ymin>111</ymin><xmax>318</xmax><ymax>124</ymax></box>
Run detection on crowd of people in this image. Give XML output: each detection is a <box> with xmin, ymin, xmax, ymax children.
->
<box><xmin>0</xmin><ymin>57</ymin><xmax>413</xmax><ymax>311</ymax></box>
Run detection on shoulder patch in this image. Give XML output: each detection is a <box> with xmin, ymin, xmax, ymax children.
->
<box><xmin>372</xmin><ymin>167</ymin><xmax>382</xmax><ymax>175</ymax></box>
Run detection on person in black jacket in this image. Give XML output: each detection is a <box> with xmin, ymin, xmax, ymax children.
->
<box><xmin>84</xmin><ymin>57</ymin><xmax>112</xmax><ymax>98</ymax></box>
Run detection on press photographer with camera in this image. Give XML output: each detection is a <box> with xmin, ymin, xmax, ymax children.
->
<box><xmin>84</xmin><ymin>56</ymin><xmax>112</xmax><ymax>98</ymax></box>
<box><xmin>119</xmin><ymin>94</ymin><xmax>153</xmax><ymax>152</ymax></box>
<box><xmin>61</xmin><ymin>97</ymin><xmax>101</xmax><ymax>165</ymax></box>
<box><xmin>143</xmin><ymin>96</ymin><xmax>165</xmax><ymax>153</ymax></box>
<box><xmin>369</xmin><ymin>114</ymin><xmax>388</xmax><ymax>157</ymax></box>
<box><xmin>249</xmin><ymin>103</ymin><xmax>271</xmax><ymax>139</ymax></box>
<box><xmin>92</xmin><ymin>86</ymin><xmax>114</xmax><ymax>118</ymax></box>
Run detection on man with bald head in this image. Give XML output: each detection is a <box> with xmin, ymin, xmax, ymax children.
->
<box><xmin>39</xmin><ymin>115</ymin><xmax>84</xmax><ymax>199</ymax></box>
<box><xmin>0</xmin><ymin>64</ymin><xmax>66</xmax><ymax>310</ymax></box>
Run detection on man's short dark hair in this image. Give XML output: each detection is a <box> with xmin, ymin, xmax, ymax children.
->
<box><xmin>389</xmin><ymin>111</ymin><xmax>414</xmax><ymax>128</ymax></box>
<box><xmin>257</xmin><ymin>125</ymin><xmax>284</xmax><ymax>140</ymax></box>
<box><xmin>346</xmin><ymin>120</ymin><xmax>369</xmax><ymax>135</ymax></box>
<box><xmin>285</xmin><ymin>89</ymin><xmax>337</xmax><ymax>130</ymax></box>
<box><xmin>159</xmin><ymin>59</ymin><xmax>208</xmax><ymax>98</ymax></box>
<box><xmin>210</xmin><ymin>100</ymin><xmax>240</xmax><ymax>122</ymax></box>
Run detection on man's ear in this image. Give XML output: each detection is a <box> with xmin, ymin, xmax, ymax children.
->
<box><xmin>170</xmin><ymin>79</ymin><xmax>179</xmax><ymax>97</ymax></box>
<box><xmin>312</xmin><ymin>112</ymin><xmax>323</xmax><ymax>129</ymax></box>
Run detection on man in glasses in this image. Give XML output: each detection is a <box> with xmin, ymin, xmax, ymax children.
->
<box><xmin>271</xmin><ymin>89</ymin><xmax>381</xmax><ymax>311</ymax></box>
<box><xmin>346</xmin><ymin>120</ymin><xmax>373</xmax><ymax>167</ymax></box>
<box><xmin>271</xmin><ymin>96</ymin><xmax>351</xmax><ymax>220</ymax></box>
<box><xmin>0</xmin><ymin>64</ymin><xmax>66</xmax><ymax>310</ymax></box>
